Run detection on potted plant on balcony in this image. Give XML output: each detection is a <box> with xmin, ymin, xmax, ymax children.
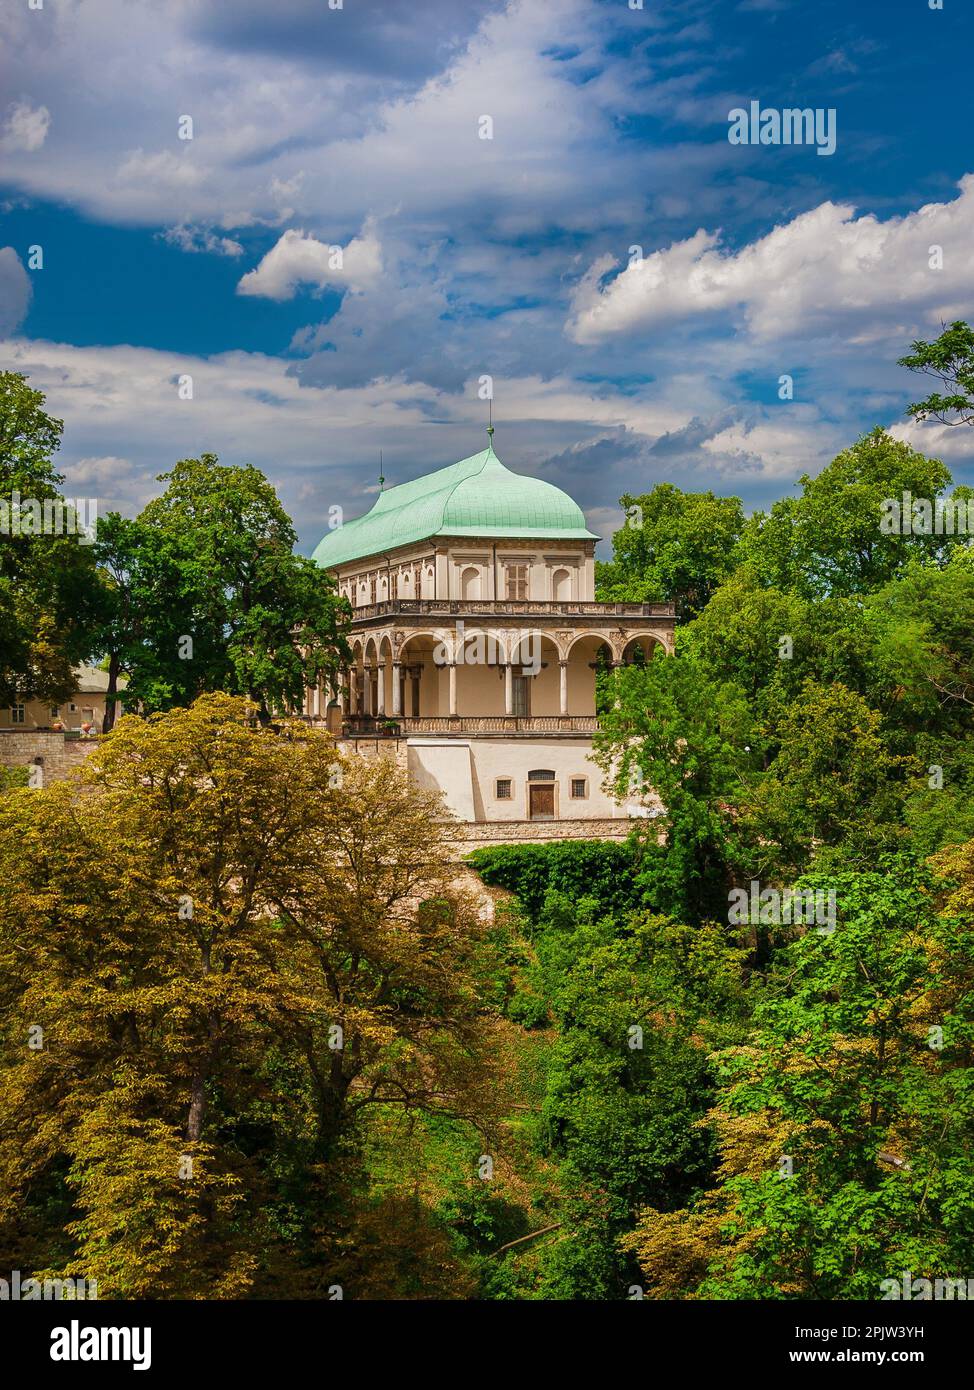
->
<box><xmin>379</xmin><ymin>719</ymin><xmax>401</xmax><ymax>737</ymax></box>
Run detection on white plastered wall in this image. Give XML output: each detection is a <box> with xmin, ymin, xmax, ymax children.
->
<box><xmin>408</xmin><ymin>736</ymin><xmax>629</xmax><ymax>823</ymax></box>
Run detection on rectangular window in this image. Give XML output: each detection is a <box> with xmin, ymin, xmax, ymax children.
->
<box><xmin>512</xmin><ymin>675</ymin><xmax>530</xmax><ymax>717</ymax></box>
<box><xmin>389</xmin><ymin>571</ymin><xmax>398</xmax><ymax>599</ymax></box>
<box><xmin>495</xmin><ymin>778</ymin><xmax>512</xmax><ymax>800</ymax></box>
<box><xmin>505</xmin><ymin>564</ymin><xmax>528</xmax><ymax>600</ymax></box>
<box><xmin>570</xmin><ymin>777</ymin><xmax>588</xmax><ymax>800</ymax></box>
<box><xmin>11</xmin><ymin>704</ymin><xmax>25</xmax><ymax>724</ymax></box>
<box><xmin>50</xmin><ymin>706</ymin><xmax>60</xmax><ymax>718</ymax></box>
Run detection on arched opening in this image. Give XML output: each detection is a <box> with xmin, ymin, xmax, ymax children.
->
<box><xmin>349</xmin><ymin>642</ymin><xmax>365</xmax><ymax>716</ymax></box>
<box><xmin>398</xmin><ymin>634</ymin><xmax>441</xmax><ymax>717</ymax></box>
<box><xmin>552</xmin><ymin>567</ymin><xmax>571</xmax><ymax>602</ymax></box>
<box><xmin>508</xmin><ymin>632</ymin><xmax>560</xmax><ymax>716</ymax></box>
<box><xmin>621</xmin><ymin>635</ymin><xmax>664</xmax><ymax>666</ymax></box>
<box><xmin>364</xmin><ymin>638</ymin><xmax>379</xmax><ymax>716</ymax></box>
<box><xmin>565</xmin><ymin>634</ymin><xmax>613</xmax><ymax>716</ymax></box>
<box><xmin>460</xmin><ymin>565</ymin><xmax>481</xmax><ymax>600</ymax></box>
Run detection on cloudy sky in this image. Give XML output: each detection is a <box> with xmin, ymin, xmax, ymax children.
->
<box><xmin>1</xmin><ymin>0</ymin><xmax>972</xmax><ymax>554</ymax></box>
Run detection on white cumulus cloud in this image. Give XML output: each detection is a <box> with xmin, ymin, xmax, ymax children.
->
<box><xmin>236</xmin><ymin>221</ymin><xmax>383</xmax><ymax>300</ymax></box>
<box><xmin>568</xmin><ymin>176</ymin><xmax>974</xmax><ymax>345</ymax></box>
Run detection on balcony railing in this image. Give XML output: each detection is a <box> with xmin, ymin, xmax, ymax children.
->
<box><xmin>344</xmin><ymin>714</ymin><xmax>599</xmax><ymax>736</ymax></box>
<box><xmin>349</xmin><ymin>599</ymin><xmax>675</xmax><ymax>621</ymax></box>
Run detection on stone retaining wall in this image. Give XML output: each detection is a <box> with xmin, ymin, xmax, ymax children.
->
<box><xmin>449</xmin><ymin>817</ymin><xmax>629</xmax><ymax>853</ymax></box>
<box><xmin>0</xmin><ymin>730</ymin><xmax>99</xmax><ymax>784</ymax></box>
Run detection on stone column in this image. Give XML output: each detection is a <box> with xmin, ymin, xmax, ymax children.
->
<box><xmin>559</xmin><ymin>660</ymin><xmax>568</xmax><ymax>716</ymax></box>
<box><xmin>376</xmin><ymin>657</ymin><xmax>386</xmax><ymax>716</ymax></box>
<box><xmin>313</xmin><ymin>681</ymin><xmax>321</xmax><ymax>720</ymax></box>
<box><xmin>448</xmin><ymin>662</ymin><xmax>457</xmax><ymax>716</ymax></box>
<box><xmin>504</xmin><ymin>663</ymin><xmax>513</xmax><ymax>716</ymax></box>
<box><xmin>363</xmin><ymin>664</ymin><xmax>373</xmax><ymax>716</ymax></box>
<box><xmin>392</xmin><ymin>662</ymin><xmax>402</xmax><ymax>716</ymax></box>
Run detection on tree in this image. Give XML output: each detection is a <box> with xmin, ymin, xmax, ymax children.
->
<box><xmin>88</xmin><ymin>512</ymin><xmax>150</xmax><ymax>731</ymax></box>
<box><xmin>865</xmin><ymin>550</ymin><xmax>974</xmax><ymax>735</ymax></box>
<box><xmin>742</xmin><ymin>429</ymin><xmax>955</xmax><ymax>599</ymax></box>
<box><xmin>0</xmin><ymin>694</ymin><xmax>498</xmax><ymax>1296</ymax></box>
<box><xmin>99</xmin><ymin>454</ymin><xmax>350</xmax><ymax>722</ymax></box>
<box><xmin>745</xmin><ymin>681</ymin><xmax>912</xmax><ymax>876</ymax></box>
<box><xmin>596</xmin><ymin>484</ymin><xmax>745</xmax><ymax>621</ymax></box>
<box><xmin>900</xmin><ymin>320</ymin><xmax>974</xmax><ymax>427</ymax></box>
<box><xmin>682</xmin><ymin>565</ymin><xmax>875</xmax><ymax>738</ymax></box>
<box><xmin>592</xmin><ymin>651</ymin><xmax>754</xmax><ymax>923</ymax></box>
<box><xmin>625</xmin><ymin>863</ymin><xmax>974</xmax><ymax>1299</ymax></box>
<box><xmin>0</xmin><ymin>372</ymin><xmax>101</xmax><ymax>704</ymax></box>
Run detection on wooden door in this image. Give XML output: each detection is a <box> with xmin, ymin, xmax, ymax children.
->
<box><xmin>529</xmin><ymin>784</ymin><xmax>555</xmax><ymax>820</ymax></box>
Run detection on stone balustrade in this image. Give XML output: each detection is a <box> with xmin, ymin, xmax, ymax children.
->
<box><xmin>350</xmin><ymin>598</ymin><xmax>675</xmax><ymax>621</ymax></box>
<box><xmin>344</xmin><ymin>714</ymin><xmax>599</xmax><ymax>736</ymax></box>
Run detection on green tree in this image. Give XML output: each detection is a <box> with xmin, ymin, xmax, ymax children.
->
<box><xmin>864</xmin><ymin>551</ymin><xmax>974</xmax><ymax>735</ymax></box>
<box><xmin>900</xmin><ymin>319</ymin><xmax>974</xmax><ymax>427</ymax></box>
<box><xmin>98</xmin><ymin>454</ymin><xmax>350</xmax><ymax>721</ymax></box>
<box><xmin>745</xmin><ymin>681</ymin><xmax>912</xmax><ymax>876</ymax></box>
<box><xmin>0</xmin><ymin>372</ymin><xmax>101</xmax><ymax>704</ymax></box>
<box><xmin>625</xmin><ymin>864</ymin><xmax>974</xmax><ymax>1300</ymax></box>
<box><xmin>592</xmin><ymin>651</ymin><xmax>754</xmax><ymax>923</ymax></box>
<box><xmin>742</xmin><ymin>429</ymin><xmax>954</xmax><ymax>598</ymax></box>
<box><xmin>596</xmin><ymin>484</ymin><xmax>745</xmax><ymax>621</ymax></box>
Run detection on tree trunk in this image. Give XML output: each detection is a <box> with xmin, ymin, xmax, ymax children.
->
<box><xmin>102</xmin><ymin>651</ymin><xmax>121</xmax><ymax>734</ymax></box>
<box><xmin>186</xmin><ymin>1071</ymin><xmax>206</xmax><ymax>1143</ymax></box>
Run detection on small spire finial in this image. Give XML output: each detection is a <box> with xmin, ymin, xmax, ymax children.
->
<box><xmin>487</xmin><ymin>397</ymin><xmax>494</xmax><ymax>442</ymax></box>
<box><xmin>378</xmin><ymin>449</ymin><xmax>385</xmax><ymax>492</ymax></box>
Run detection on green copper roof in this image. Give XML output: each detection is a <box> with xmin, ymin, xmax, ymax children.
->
<box><xmin>312</xmin><ymin>446</ymin><xmax>597</xmax><ymax>569</ymax></box>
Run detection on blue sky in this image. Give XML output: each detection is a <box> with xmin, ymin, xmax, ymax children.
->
<box><xmin>1</xmin><ymin>0</ymin><xmax>972</xmax><ymax>555</ymax></box>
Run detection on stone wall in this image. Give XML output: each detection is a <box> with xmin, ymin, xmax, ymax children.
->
<box><xmin>336</xmin><ymin>735</ymin><xmax>409</xmax><ymax>770</ymax></box>
<box><xmin>449</xmin><ymin>817</ymin><xmax>629</xmax><ymax>854</ymax></box>
<box><xmin>0</xmin><ymin>730</ymin><xmax>99</xmax><ymax>784</ymax></box>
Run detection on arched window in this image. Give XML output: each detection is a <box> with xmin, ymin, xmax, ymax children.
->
<box><xmin>552</xmin><ymin>568</ymin><xmax>571</xmax><ymax>601</ymax></box>
<box><xmin>460</xmin><ymin>565</ymin><xmax>481</xmax><ymax>599</ymax></box>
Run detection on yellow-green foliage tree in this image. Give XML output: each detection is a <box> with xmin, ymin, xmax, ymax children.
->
<box><xmin>0</xmin><ymin>694</ymin><xmax>498</xmax><ymax>1297</ymax></box>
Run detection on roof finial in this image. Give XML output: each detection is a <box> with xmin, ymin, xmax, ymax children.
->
<box><xmin>378</xmin><ymin>449</ymin><xmax>385</xmax><ymax>492</ymax></box>
<box><xmin>487</xmin><ymin>396</ymin><xmax>494</xmax><ymax>443</ymax></box>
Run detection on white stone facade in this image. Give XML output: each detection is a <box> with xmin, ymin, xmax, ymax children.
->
<box><xmin>310</xmin><ymin>533</ymin><xmax>675</xmax><ymax>830</ymax></box>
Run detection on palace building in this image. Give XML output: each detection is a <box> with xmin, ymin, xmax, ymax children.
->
<box><xmin>311</xmin><ymin>438</ymin><xmax>675</xmax><ymax>836</ymax></box>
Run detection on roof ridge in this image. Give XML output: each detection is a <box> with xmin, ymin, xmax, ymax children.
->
<box><xmin>375</xmin><ymin>446</ymin><xmax>490</xmax><ymax>500</ymax></box>
<box><xmin>438</xmin><ymin>444</ymin><xmax>494</xmax><ymax>522</ymax></box>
